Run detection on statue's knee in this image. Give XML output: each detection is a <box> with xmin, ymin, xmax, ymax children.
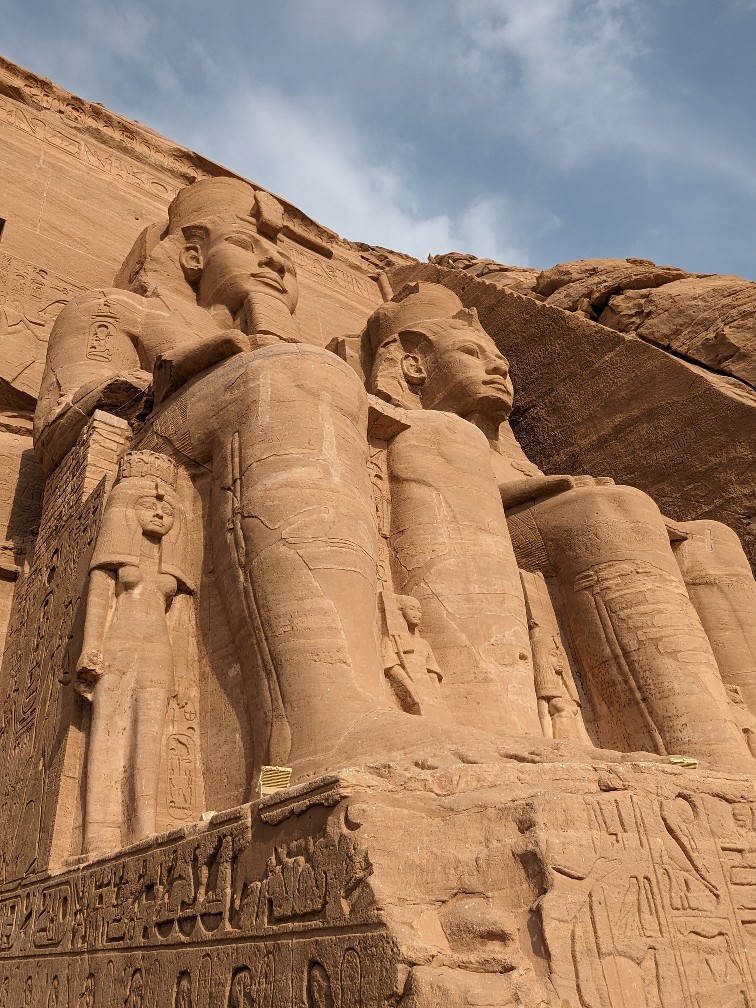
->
<box><xmin>543</xmin><ymin>481</ymin><xmax>662</xmax><ymax>527</ymax></box>
<box><xmin>675</xmin><ymin>518</ymin><xmax>752</xmax><ymax>573</ymax></box>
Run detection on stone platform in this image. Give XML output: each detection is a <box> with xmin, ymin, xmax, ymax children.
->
<box><xmin>2</xmin><ymin>745</ymin><xmax>755</xmax><ymax>1008</ymax></box>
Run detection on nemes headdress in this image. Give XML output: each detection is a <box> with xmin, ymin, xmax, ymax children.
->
<box><xmin>167</xmin><ymin>177</ymin><xmax>285</xmax><ymax>240</ymax></box>
<box><xmin>114</xmin><ymin>178</ymin><xmax>286</xmax><ymax>297</ymax></box>
<box><xmin>366</xmin><ymin>282</ymin><xmax>481</xmax><ymax>407</ymax></box>
<box><xmin>366</xmin><ymin>282</ymin><xmax>468</xmax><ymax>355</ymax></box>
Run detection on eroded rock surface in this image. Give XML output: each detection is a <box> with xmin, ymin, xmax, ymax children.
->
<box><xmin>436</xmin><ymin>251</ymin><xmax>756</xmax><ymax>389</ymax></box>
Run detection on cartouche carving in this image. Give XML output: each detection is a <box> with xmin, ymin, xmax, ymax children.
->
<box><xmin>76</xmin><ymin>451</ymin><xmax>194</xmax><ymax>853</ymax></box>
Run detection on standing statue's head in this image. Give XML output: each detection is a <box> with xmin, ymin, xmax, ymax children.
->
<box><xmin>366</xmin><ymin>282</ymin><xmax>514</xmax><ymax>425</ymax></box>
<box><xmin>169</xmin><ymin>177</ymin><xmax>298</xmax><ymax>317</ymax></box>
<box><xmin>397</xmin><ymin>594</ymin><xmax>422</xmax><ymax>631</ymax></box>
<box><xmin>90</xmin><ymin>451</ymin><xmax>194</xmax><ymax>591</ymax></box>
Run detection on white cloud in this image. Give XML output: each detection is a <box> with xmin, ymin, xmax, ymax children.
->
<box><xmin>456</xmin><ymin>0</ymin><xmax>647</xmax><ymax>163</ymax></box>
<box><xmin>193</xmin><ymin>85</ymin><xmax>532</xmax><ymax>263</ymax></box>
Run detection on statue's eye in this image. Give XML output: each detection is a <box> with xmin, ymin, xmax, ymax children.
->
<box><xmin>460</xmin><ymin>345</ymin><xmax>480</xmax><ymax>358</ymax></box>
<box><xmin>226</xmin><ymin>235</ymin><xmax>255</xmax><ymax>251</ymax></box>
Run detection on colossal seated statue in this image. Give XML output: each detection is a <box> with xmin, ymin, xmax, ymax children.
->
<box><xmin>35</xmin><ymin>177</ymin><xmax>392</xmax><ymax>782</ymax></box>
<box><xmin>33</xmin><ymin>179</ymin><xmax>756</xmax><ymax>852</ymax></box>
<box><xmin>363</xmin><ymin>282</ymin><xmax>756</xmax><ymax>770</ymax></box>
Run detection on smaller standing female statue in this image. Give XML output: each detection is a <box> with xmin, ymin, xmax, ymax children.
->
<box><xmin>380</xmin><ymin>592</ymin><xmax>445</xmax><ymax>718</ymax></box>
<box><xmin>76</xmin><ymin>451</ymin><xmax>194</xmax><ymax>854</ymax></box>
<box><xmin>527</xmin><ymin>618</ymin><xmax>585</xmax><ymax>742</ymax></box>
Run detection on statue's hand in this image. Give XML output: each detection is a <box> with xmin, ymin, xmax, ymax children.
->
<box><xmin>75</xmin><ymin>650</ymin><xmax>105</xmax><ymax>700</ymax></box>
<box><xmin>500</xmin><ymin>474</ymin><xmax>588</xmax><ymax>509</ymax></box>
<box><xmin>499</xmin><ymin>473</ymin><xmax>614</xmax><ymax>510</ymax></box>
<box><xmin>153</xmin><ymin>332</ymin><xmax>247</xmax><ymax>406</ymax></box>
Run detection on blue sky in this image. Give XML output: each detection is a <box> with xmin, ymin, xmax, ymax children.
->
<box><xmin>2</xmin><ymin>0</ymin><xmax>756</xmax><ymax>278</ymax></box>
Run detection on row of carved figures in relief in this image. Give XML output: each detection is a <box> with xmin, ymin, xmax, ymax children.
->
<box><xmin>0</xmin><ymin>952</ymin><xmax>359</xmax><ymax>1008</ymax></box>
<box><xmin>29</xmin><ymin>176</ymin><xmax>756</xmax><ymax>861</ymax></box>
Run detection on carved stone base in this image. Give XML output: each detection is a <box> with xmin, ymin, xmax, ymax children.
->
<box><xmin>1</xmin><ymin>745</ymin><xmax>755</xmax><ymax>1007</ymax></box>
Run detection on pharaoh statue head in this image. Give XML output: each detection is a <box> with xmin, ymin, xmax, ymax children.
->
<box><xmin>89</xmin><ymin>451</ymin><xmax>194</xmax><ymax>591</ymax></box>
<box><xmin>366</xmin><ymin>282</ymin><xmax>514</xmax><ymax>427</ymax></box>
<box><xmin>115</xmin><ymin>177</ymin><xmax>299</xmax><ymax>339</ymax></box>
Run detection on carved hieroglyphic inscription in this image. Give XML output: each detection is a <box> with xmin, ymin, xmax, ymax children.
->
<box><xmin>0</xmin><ymin>804</ymin><xmax>375</xmax><ymax>956</ymax></box>
<box><xmin>0</xmin><ymin>253</ymin><xmax>83</xmax><ymax>320</ymax></box>
<box><xmin>284</xmin><ymin>244</ymin><xmax>375</xmax><ymax>298</ymax></box>
<box><xmin>0</xmin><ymin>477</ymin><xmax>107</xmax><ymax>880</ymax></box>
<box><xmin>0</xmin><ymin>799</ymin><xmax>394</xmax><ymax>1008</ymax></box>
<box><xmin>536</xmin><ymin>781</ymin><xmax>756</xmax><ymax>1007</ymax></box>
<box><xmin>0</xmin><ymin>58</ymin><xmax>209</xmax><ymax>185</ymax></box>
<box><xmin>0</xmin><ymin>253</ymin><xmax>85</xmax><ymax>403</ymax></box>
<box><xmin>0</xmin><ymin>94</ymin><xmax>175</xmax><ymax>199</ymax></box>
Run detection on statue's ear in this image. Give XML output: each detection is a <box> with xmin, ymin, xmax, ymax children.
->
<box><xmin>179</xmin><ymin>242</ymin><xmax>204</xmax><ymax>283</ymax></box>
<box><xmin>179</xmin><ymin>224</ymin><xmax>207</xmax><ymax>284</ymax></box>
<box><xmin>401</xmin><ymin>352</ymin><xmax>427</xmax><ymax>388</ymax></box>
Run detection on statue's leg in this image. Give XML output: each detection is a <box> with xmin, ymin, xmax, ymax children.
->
<box><xmin>84</xmin><ymin>675</ymin><xmax>128</xmax><ymax>852</ymax></box>
<box><xmin>387</xmin><ymin>411</ymin><xmax>540</xmax><ymax>737</ymax></box>
<box><xmin>131</xmin><ymin>684</ymin><xmax>170</xmax><ymax>841</ymax></box>
<box><xmin>674</xmin><ymin>519</ymin><xmax>756</xmax><ymax>716</ymax></box>
<box><xmin>508</xmin><ymin>484</ymin><xmax>749</xmax><ymax>769</ymax></box>
<box><xmin>228</xmin><ymin>346</ymin><xmax>387</xmax><ymax>765</ymax></box>
<box><xmin>144</xmin><ymin>348</ymin><xmax>388</xmax><ymax>772</ymax></box>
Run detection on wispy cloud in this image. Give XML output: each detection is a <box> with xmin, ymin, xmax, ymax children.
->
<box><xmin>456</xmin><ymin>0</ymin><xmax>648</xmax><ymax>163</ymax></box>
<box><xmin>2</xmin><ymin>0</ymin><xmax>755</xmax><ymax>276</ymax></box>
<box><xmin>189</xmin><ymin>84</ymin><xmax>532</xmax><ymax>263</ymax></box>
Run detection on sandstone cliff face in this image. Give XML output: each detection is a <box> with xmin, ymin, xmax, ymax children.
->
<box><xmin>598</xmin><ymin>272</ymin><xmax>756</xmax><ymax>388</ymax></box>
<box><xmin>436</xmin><ymin>252</ymin><xmax>756</xmax><ymax>391</ymax></box>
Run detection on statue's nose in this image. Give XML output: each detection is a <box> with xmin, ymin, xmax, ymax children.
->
<box><xmin>486</xmin><ymin>356</ymin><xmax>510</xmax><ymax>378</ymax></box>
<box><xmin>261</xmin><ymin>251</ymin><xmax>287</xmax><ymax>280</ymax></box>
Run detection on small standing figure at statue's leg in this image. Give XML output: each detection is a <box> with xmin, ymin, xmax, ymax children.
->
<box><xmin>380</xmin><ymin>592</ymin><xmax>445</xmax><ymax>718</ymax></box>
<box><xmin>76</xmin><ymin>452</ymin><xmax>194</xmax><ymax>854</ymax></box>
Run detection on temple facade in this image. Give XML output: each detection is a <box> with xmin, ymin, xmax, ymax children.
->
<box><xmin>0</xmin><ymin>56</ymin><xmax>755</xmax><ymax>1008</ymax></box>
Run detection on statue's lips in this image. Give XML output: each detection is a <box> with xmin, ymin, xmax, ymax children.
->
<box><xmin>248</xmin><ymin>271</ymin><xmax>287</xmax><ymax>294</ymax></box>
<box><xmin>482</xmin><ymin>377</ymin><xmax>512</xmax><ymax>392</ymax></box>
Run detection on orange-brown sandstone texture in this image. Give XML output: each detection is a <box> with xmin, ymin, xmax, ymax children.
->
<box><xmin>433</xmin><ymin>251</ymin><xmax>756</xmax><ymax>389</ymax></box>
<box><xmin>0</xmin><ymin>56</ymin><xmax>391</xmax><ymax>643</ymax></box>
<box><xmin>0</xmin><ymin>54</ymin><xmax>755</xmax><ymax>1008</ymax></box>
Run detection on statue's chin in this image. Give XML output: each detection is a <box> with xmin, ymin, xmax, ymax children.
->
<box><xmin>462</xmin><ymin>402</ymin><xmax>513</xmax><ymax>435</ymax></box>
